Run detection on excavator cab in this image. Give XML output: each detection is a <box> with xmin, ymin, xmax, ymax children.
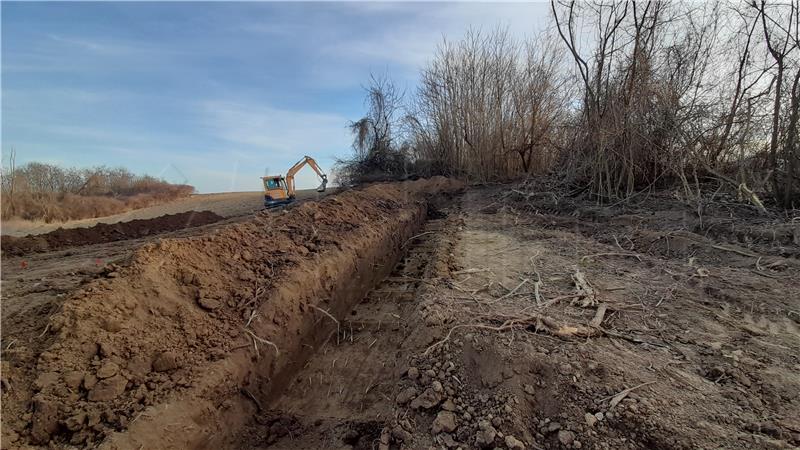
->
<box><xmin>261</xmin><ymin>175</ymin><xmax>291</xmax><ymax>208</ymax></box>
<box><xmin>261</xmin><ymin>156</ymin><xmax>327</xmax><ymax>208</ymax></box>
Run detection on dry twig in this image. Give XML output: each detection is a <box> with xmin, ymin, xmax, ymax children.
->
<box><xmin>603</xmin><ymin>381</ymin><xmax>657</xmax><ymax>408</ymax></box>
<box><xmin>590</xmin><ymin>304</ymin><xmax>608</xmax><ymax>328</ymax></box>
<box><xmin>312</xmin><ymin>305</ymin><xmax>341</xmax><ymax>344</ymax></box>
<box><xmin>580</xmin><ymin>252</ymin><xmax>641</xmax><ymax>263</ymax></box>
<box><xmin>452</xmin><ymin>268</ymin><xmax>491</xmax><ymax>275</ymax></box>
<box><xmin>572</xmin><ymin>268</ymin><xmax>598</xmax><ymax>307</ymax></box>
<box><xmin>403</xmin><ymin>231</ymin><xmax>435</xmax><ymax>247</ymax></box>
<box><xmin>243</xmin><ymin>329</ymin><xmax>280</xmax><ymax>357</ymax></box>
<box><xmin>489</xmin><ymin>279</ymin><xmax>529</xmax><ymax>304</ymax></box>
<box><xmin>423</xmin><ymin>313</ymin><xmax>599</xmax><ymax>355</ymax></box>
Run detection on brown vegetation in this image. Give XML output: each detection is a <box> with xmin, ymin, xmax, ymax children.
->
<box><xmin>1</xmin><ymin>152</ymin><xmax>195</xmax><ymax>222</ymax></box>
<box><xmin>340</xmin><ymin>1</ymin><xmax>800</xmax><ymax>209</ymax></box>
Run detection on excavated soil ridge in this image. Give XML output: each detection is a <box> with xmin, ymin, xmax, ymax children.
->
<box><xmin>4</xmin><ymin>178</ymin><xmax>462</xmax><ymax>449</ymax></box>
<box><xmin>1</xmin><ymin>210</ymin><xmax>224</xmax><ymax>257</ymax></box>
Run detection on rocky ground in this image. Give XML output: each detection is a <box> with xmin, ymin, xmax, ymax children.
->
<box><xmin>238</xmin><ymin>184</ymin><xmax>800</xmax><ymax>450</ymax></box>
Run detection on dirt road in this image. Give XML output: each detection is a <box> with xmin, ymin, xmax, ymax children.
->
<box><xmin>1</xmin><ymin>179</ymin><xmax>799</xmax><ymax>449</ymax></box>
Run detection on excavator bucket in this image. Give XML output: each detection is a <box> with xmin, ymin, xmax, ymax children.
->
<box><xmin>316</xmin><ymin>175</ymin><xmax>328</xmax><ymax>193</ymax></box>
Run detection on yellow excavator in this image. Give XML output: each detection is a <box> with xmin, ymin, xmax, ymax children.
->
<box><xmin>261</xmin><ymin>156</ymin><xmax>328</xmax><ymax>208</ymax></box>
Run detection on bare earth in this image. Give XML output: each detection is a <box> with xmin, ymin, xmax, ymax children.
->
<box><xmin>1</xmin><ymin>189</ymin><xmax>330</xmax><ymax>237</ymax></box>
<box><xmin>1</xmin><ymin>180</ymin><xmax>799</xmax><ymax>449</ymax></box>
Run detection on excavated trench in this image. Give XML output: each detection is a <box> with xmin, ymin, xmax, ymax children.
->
<box><xmin>230</xmin><ymin>201</ymin><xmax>462</xmax><ymax>449</ymax></box>
<box><xmin>5</xmin><ymin>178</ymin><xmax>462</xmax><ymax>449</ymax></box>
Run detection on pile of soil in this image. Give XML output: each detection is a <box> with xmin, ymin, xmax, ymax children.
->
<box><xmin>1</xmin><ymin>211</ymin><xmax>224</xmax><ymax>257</ymax></box>
<box><xmin>0</xmin><ymin>177</ymin><xmax>463</xmax><ymax>448</ymax></box>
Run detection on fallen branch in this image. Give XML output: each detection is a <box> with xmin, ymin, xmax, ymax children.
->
<box><xmin>423</xmin><ymin>313</ymin><xmax>600</xmax><ymax>356</ymax></box>
<box><xmin>603</xmin><ymin>381</ymin><xmax>657</xmax><ymax>408</ymax></box>
<box><xmin>530</xmin><ymin>256</ymin><xmax>544</xmax><ymax>306</ymax></box>
<box><xmin>590</xmin><ymin>304</ymin><xmax>607</xmax><ymax>328</ymax></box>
<box><xmin>488</xmin><ymin>279</ymin><xmax>529</xmax><ymax>304</ymax></box>
<box><xmin>403</xmin><ymin>231</ymin><xmax>435</xmax><ymax>247</ymax></box>
<box><xmin>539</xmin><ymin>294</ymin><xmax>582</xmax><ymax>309</ymax></box>
<box><xmin>452</xmin><ymin>268</ymin><xmax>491</xmax><ymax>275</ymax></box>
<box><xmin>710</xmin><ymin>244</ymin><xmax>759</xmax><ymax>258</ymax></box>
<box><xmin>598</xmin><ymin>328</ymin><xmax>669</xmax><ymax>348</ymax></box>
<box><xmin>580</xmin><ymin>252</ymin><xmax>641</xmax><ymax>263</ymax></box>
<box><xmin>533</xmin><ymin>279</ymin><xmax>544</xmax><ymax>306</ymax></box>
<box><xmin>572</xmin><ymin>268</ymin><xmax>598</xmax><ymax>307</ymax></box>
<box><xmin>702</xmin><ymin>163</ymin><xmax>767</xmax><ymax>214</ymax></box>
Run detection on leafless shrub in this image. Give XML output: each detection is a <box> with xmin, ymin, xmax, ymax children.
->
<box><xmin>346</xmin><ymin>2</ymin><xmax>799</xmax><ymax>207</ymax></box>
<box><xmin>335</xmin><ymin>74</ymin><xmax>413</xmax><ymax>185</ymax></box>
<box><xmin>407</xmin><ymin>28</ymin><xmax>569</xmax><ymax>182</ymax></box>
<box><xmin>1</xmin><ymin>154</ymin><xmax>195</xmax><ymax>222</ymax></box>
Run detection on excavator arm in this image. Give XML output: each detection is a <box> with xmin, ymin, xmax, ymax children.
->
<box><xmin>285</xmin><ymin>156</ymin><xmax>328</xmax><ymax>197</ymax></box>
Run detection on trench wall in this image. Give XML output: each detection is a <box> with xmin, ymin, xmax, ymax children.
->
<box><xmin>13</xmin><ymin>178</ymin><xmax>462</xmax><ymax>449</ymax></box>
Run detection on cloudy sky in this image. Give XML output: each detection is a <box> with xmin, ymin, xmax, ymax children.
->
<box><xmin>2</xmin><ymin>2</ymin><xmax>550</xmax><ymax>192</ymax></box>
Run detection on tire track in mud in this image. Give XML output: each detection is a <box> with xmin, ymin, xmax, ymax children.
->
<box><xmin>232</xmin><ymin>201</ymin><xmax>463</xmax><ymax>449</ymax></box>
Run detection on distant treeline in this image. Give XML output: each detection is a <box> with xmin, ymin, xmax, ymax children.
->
<box><xmin>338</xmin><ymin>1</ymin><xmax>799</xmax><ymax>209</ymax></box>
<box><xmin>1</xmin><ymin>153</ymin><xmax>195</xmax><ymax>222</ymax></box>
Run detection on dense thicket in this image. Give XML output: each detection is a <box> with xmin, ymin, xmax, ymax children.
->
<box><xmin>1</xmin><ymin>153</ymin><xmax>195</xmax><ymax>222</ymax></box>
<box><xmin>342</xmin><ymin>0</ymin><xmax>799</xmax><ymax>208</ymax></box>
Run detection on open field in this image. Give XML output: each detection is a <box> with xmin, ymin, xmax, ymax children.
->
<box><xmin>1</xmin><ymin>179</ymin><xmax>799</xmax><ymax>449</ymax></box>
<box><xmin>1</xmin><ymin>189</ymin><xmax>331</xmax><ymax>237</ymax></box>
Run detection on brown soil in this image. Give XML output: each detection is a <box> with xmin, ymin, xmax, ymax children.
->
<box><xmin>229</xmin><ymin>185</ymin><xmax>799</xmax><ymax>450</ymax></box>
<box><xmin>2</xmin><ymin>179</ymin><xmax>799</xmax><ymax>450</ymax></box>
<box><xmin>1</xmin><ymin>211</ymin><xmax>224</xmax><ymax>257</ymax></box>
<box><xmin>1</xmin><ymin>189</ymin><xmax>331</xmax><ymax>238</ymax></box>
<box><xmin>0</xmin><ymin>178</ymin><xmax>463</xmax><ymax>448</ymax></box>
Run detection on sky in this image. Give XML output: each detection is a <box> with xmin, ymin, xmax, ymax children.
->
<box><xmin>2</xmin><ymin>2</ymin><xmax>550</xmax><ymax>193</ymax></box>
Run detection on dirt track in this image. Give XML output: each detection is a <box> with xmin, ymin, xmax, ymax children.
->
<box><xmin>2</xmin><ymin>179</ymin><xmax>799</xmax><ymax>449</ymax></box>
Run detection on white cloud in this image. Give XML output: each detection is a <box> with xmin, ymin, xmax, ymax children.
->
<box><xmin>326</xmin><ymin>3</ymin><xmax>549</xmax><ymax>71</ymax></box>
<box><xmin>199</xmin><ymin>100</ymin><xmax>350</xmax><ymax>155</ymax></box>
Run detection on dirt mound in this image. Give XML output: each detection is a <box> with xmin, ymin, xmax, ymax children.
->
<box><xmin>1</xmin><ymin>210</ymin><xmax>224</xmax><ymax>257</ymax></box>
<box><xmin>0</xmin><ymin>178</ymin><xmax>463</xmax><ymax>448</ymax></box>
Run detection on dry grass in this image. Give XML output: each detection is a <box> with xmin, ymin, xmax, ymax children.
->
<box><xmin>1</xmin><ymin>162</ymin><xmax>195</xmax><ymax>223</ymax></box>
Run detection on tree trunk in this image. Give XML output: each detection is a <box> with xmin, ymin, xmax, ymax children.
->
<box><xmin>783</xmin><ymin>68</ymin><xmax>800</xmax><ymax>207</ymax></box>
<box><xmin>769</xmin><ymin>63</ymin><xmax>784</xmax><ymax>200</ymax></box>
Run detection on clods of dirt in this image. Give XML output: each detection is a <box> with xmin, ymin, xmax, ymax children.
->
<box><xmin>0</xmin><ymin>177</ymin><xmax>463</xmax><ymax>449</ymax></box>
<box><xmin>1</xmin><ymin>210</ymin><xmax>224</xmax><ymax>256</ymax></box>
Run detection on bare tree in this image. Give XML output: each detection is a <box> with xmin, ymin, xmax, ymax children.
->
<box><xmin>349</xmin><ymin>2</ymin><xmax>797</xmax><ymax>209</ymax></box>
<box><xmin>410</xmin><ymin>28</ymin><xmax>567</xmax><ymax>181</ymax></box>
<box><xmin>754</xmin><ymin>0</ymin><xmax>800</xmax><ymax>205</ymax></box>
<box><xmin>1</xmin><ymin>147</ymin><xmax>18</xmax><ymax>217</ymax></box>
<box><xmin>337</xmin><ymin>74</ymin><xmax>409</xmax><ymax>184</ymax></box>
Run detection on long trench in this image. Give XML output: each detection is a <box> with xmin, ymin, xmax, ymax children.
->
<box><xmin>229</xmin><ymin>201</ymin><xmax>460</xmax><ymax>449</ymax></box>
<box><xmin>99</xmin><ymin>190</ymin><xmax>461</xmax><ymax>450</ymax></box>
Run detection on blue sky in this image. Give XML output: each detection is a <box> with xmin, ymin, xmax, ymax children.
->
<box><xmin>2</xmin><ymin>2</ymin><xmax>549</xmax><ymax>193</ymax></box>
